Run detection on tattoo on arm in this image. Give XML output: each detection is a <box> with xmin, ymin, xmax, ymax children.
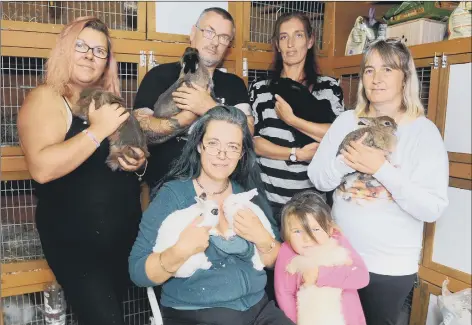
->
<box><xmin>142</xmin><ymin>116</ymin><xmax>188</xmax><ymax>145</ymax></box>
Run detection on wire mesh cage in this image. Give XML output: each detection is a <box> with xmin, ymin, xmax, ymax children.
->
<box><xmin>340</xmin><ymin>66</ymin><xmax>432</xmax><ymax>113</ymax></box>
<box><xmin>0</xmin><ymin>56</ymin><xmax>139</xmax><ymax>147</ymax></box>
<box><xmin>339</xmin><ymin>73</ymin><xmax>360</xmax><ymax>110</ymax></box>
<box><xmin>1</xmin><ymin>56</ymin><xmax>45</xmax><ymax>147</ymax></box>
<box><xmin>0</xmin><ymin>1</ymin><xmax>138</xmax><ymax>31</ymax></box>
<box><xmin>1</xmin><ymin>291</ymin><xmax>50</xmax><ymax>325</ymax></box>
<box><xmin>248</xmin><ymin>69</ymin><xmax>274</xmax><ymax>87</ymax></box>
<box><xmin>417</xmin><ymin>66</ymin><xmax>431</xmax><ymax>116</ymax></box>
<box><xmin>1</xmin><ymin>286</ymin><xmax>152</xmax><ymax>325</ymax></box>
<box><xmin>1</xmin><ymin>180</ymin><xmax>42</xmax><ymax>264</ymax></box>
<box><xmin>118</xmin><ymin>62</ymin><xmax>138</xmax><ymax>109</ymax></box>
<box><xmin>250</xmin><ymin>1</ymin><xmax>325</xmax><ymax>50</ymax></box>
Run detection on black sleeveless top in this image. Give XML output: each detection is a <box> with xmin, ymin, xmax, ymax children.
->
<box><xmin>34</xmin><ymin>106</ymin><xmax>142</xmax><ymax>256</ymax></box>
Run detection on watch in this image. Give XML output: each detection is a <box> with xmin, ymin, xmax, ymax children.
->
<box><xmin>289</xmin><ymin>147</ymin><xmax>298</xmax><ymax>162</ymax></box>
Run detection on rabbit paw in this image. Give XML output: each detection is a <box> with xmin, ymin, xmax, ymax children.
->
<box><xmin>286</xmin><ymin>255</ymin><xmax>311</xmax><ymax>275</ymax></box>
<box><xmin>224</xmin><ymin>229</ymin><xmax>236</xmax><ymax>239</ymax></box>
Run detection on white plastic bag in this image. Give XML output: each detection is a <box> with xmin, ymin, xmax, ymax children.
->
<box><xmin>437</xmin><ymin>279</ymin><xmax>471</xmax><ymax>325</ymax></box>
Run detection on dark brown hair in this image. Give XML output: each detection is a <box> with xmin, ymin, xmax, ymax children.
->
<box><xmin>280</xmin><ymin>190</ymin><xmax>334</xmax><ymax>243</ymax></box>
<box><xmin>270</xmin><ymin>12</ymin><xmax>320</xmax><ymax>90</ymax></box>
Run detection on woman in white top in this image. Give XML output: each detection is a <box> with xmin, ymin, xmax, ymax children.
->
<box><xmin>307</xmin><ymin>38</ymin><xmax>449</xmax><ymax>324</ymax></box>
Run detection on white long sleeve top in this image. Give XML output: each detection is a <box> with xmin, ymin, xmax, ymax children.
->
<box><xmin>308</xmin><ymin>110</ymin><xmax>449</xmax><ymax>276</ymax></box>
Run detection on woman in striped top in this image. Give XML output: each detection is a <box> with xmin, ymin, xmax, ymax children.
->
<box><xmin>250</xmin><ymin>12</ymin><xmax>344</xmax><ymax>224</ymax></box>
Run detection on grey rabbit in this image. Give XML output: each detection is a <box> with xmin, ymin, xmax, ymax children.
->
<box><xmin>337</xmin><ymin>116</ymin><xmax>398</xmax><ymax>157</ymax></box>
<box><xmin>74</xmin><ymin>88</ymin><xmax>150</xmax><ymax>171</ymax></box>
<box><xmin>140</xmin><ymin>47</ymin><xmax>218</xmax><ymax>145</ymax></box>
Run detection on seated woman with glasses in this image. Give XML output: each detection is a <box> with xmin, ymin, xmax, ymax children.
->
<box><xmin>17</xmin><ymin>17</ymin><xmax>146</xmax><ymax>325</ymax></box>
<box><xmin>129</xmin><ymin>106</ymin><xmax>295</xmax><ymax>325</ymax></box>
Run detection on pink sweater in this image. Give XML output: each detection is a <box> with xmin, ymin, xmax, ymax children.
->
<box><xmin>274</xmin><ymin>231</ymin><xmax>369</xmax><ymax>325</ymax></box>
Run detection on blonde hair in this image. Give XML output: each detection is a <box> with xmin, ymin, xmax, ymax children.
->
<box><xmin>45</xmin><ymin>16</ymin><xmax>120</xmax><ymax>97</ymax></box>
<box><xmin>355</xmin><ymin>38</ymin><xmax>425</xmax><ymax>118</ymax></box>
<box><xmin>280</xmin><ymin>191</ymin><xmax>338</xmax><ymax>243</ymax></box>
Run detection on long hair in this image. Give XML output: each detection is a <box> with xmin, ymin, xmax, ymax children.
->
<box><xmin>45</xmin><ymin>16</ymin><xmax>120</xmax><ymax>97</ymax></box>
<box><xmin>162</xmin><ymin>106</ymin><xmax>267</xmax><ymax>202</ymax></box>
<box><xmin>355</xmin><ymin>38</ymin><xmax>425</xmax><ymax>118</ymax></box>
<box><xmin>270</xmin><ymin>12</ymin><xmax>321</xmax><ymax>90</ymax></box>
<box><xmin>280</xmin><ymin>190</ymin><xmax>336</xmax><ymax>243</ymax></box>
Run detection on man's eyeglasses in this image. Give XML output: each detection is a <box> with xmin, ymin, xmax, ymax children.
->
<box><xmin>202</xmin><ymin>142</ymin><xmax>242</xmax><ymax>159</ymax></box>
<box><xmin>75</xmin><ymin>40</ymin><xmax>109</xmax><ymax>59</ymax></box>
<box><xmin>195</xmin><ymin>25</ymin><xmax>232</xmax><ymax>46</ymax></box>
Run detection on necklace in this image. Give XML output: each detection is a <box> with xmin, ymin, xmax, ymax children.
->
<box><xmin>195</xmin><ymin>178</ymin><xmax>229</xmax><ymax>200</ymax></box>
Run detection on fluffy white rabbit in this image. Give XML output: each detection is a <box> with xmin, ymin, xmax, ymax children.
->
<box><xmin>286</xmin><ymin>238</ymin><xmax>350</xmax><ymax>325</ymax></box>
<box><xmin>222</xmin><ymin>188</ymin><xmax>275</xmax><ymax>271</ymax></box>
<box><xmin>152</xmin><ymin>196</ymin><xmax>220</xmax><ymax>277</ymax></box>
<box><xmin>147</xmin><ymin>196</ymin><xmax>220</xmax><ymax>325</ymax></box>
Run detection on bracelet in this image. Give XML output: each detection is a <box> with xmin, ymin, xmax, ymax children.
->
<box><xmin>159</xmin><ymin>252</ymin><xmax>175</xmax><ymax>274</ymax></box>
<box><xmin>135</xmin><ymin>159</ymin><xmax>148</xmax><ymax>181</ymax></box>
<box><xmin>257</xmin><ymin>240</ymin><xmax>276</xmax><ymax>254</ymax></box>
<box><xmin>82</xmin><ymin>129</ymin><xmax>100</xmax><ymax>148</ymax></box>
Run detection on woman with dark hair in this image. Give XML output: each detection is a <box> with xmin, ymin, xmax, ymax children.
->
<box><xmin>250</xmin><ymin>12</ymin><xmax>344</xmax><ymax>222</ymax></box>
<box><xmin>129</xmin><ymin>106</ymin><xmax>294</xmax><ymax>325</ymax></box>
<box><xmin>250</xmin><ymin>11</ymin><xmax>345</xmax><ymax>303</ymax></box>
<box><xmin>17</xmin><ymin>17</ymin><xmax>146</xmax><ymax>325</ymax></box>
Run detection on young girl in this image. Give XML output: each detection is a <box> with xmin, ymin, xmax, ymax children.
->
<box><xmin>274</xmin><ymin>191</ymin><xmax>369</xmax><ymax>325</ymax></box>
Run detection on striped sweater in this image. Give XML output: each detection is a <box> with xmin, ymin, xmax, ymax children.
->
<box><xmin>249</xmin><ymin>76</ymin><xmax>344</xmax><ymax>213</ymax></box>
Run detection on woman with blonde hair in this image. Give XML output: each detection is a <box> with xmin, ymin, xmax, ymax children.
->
<box><xmin>307</xmin><ymin>38</ymin><xmax>449</xmax><ymax>324</ymax></box>
<box><xmin>18</xmin><ymin>17</ymin><xmax>146</xmax><ymax>325</ymax></box>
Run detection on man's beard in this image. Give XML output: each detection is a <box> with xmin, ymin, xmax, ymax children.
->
<box><xmin>199</xmin><ymin>48</ymin><xmax>221</xmax><ymax>67</ymax></box>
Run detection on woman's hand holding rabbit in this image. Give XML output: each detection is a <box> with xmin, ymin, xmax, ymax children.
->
<box><xmin>174</xmin><ymin>215</ymin><xmax>211</xmax><ymax>260</ymax></box>
<box><xmin>341</xmin><ymin>133</ymin><xmax>386</xmax><ymax>174</ymax></box>
<box><xmin>233</xmin><ymin>208</ymin><xmax>273</xmax><ymax>248</ymax></box>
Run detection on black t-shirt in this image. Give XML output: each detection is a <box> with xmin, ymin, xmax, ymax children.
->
<box><xmin>133</xmin><ymin>62</ymin><xmax>250</xmax><ymax>189</ymax></box>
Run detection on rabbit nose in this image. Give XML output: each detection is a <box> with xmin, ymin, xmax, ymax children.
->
<box><xmin>211</xmin><ymin>208</ymin><xmax>219</xmax><ymax>215</ymax></box>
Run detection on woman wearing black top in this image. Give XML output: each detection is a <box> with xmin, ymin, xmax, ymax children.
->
<box><xmin>249</xmin><ymin>12</ymin><xmax>344</xmax><ymax>302</ymax></box>
<box><xmin>17</xmin><ymin>17</ymin><xmax>146</xmax><ymax>325</ymax></box>
<box><xmin>250</xmin><ymin>12</ymin><xmax>344</xmax><ymax>222</ymax></box>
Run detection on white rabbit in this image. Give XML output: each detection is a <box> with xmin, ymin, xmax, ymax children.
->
<box><xmin>222</xmin><ymin>189</ymin><xmax>276</xmax><ymax>271</ymax></box>
<box><xmin>147</xmin><ymin>196</ymin><xmax>220</xmax><ymax>325</ymax></box>
<box><xmin>152</xmin><ymin>196</ymin><xmax>219</xmax><ymax>277</ymax></box>
<box><xmin>286</xmin><ymin>238</ymin><xmax>350</xmax><ymax>325</ymax></box>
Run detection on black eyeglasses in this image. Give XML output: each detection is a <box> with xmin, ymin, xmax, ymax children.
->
<box><xmin>195</xmin><ymin>25</ymin><xmax>232</xmax><ymax>46</ymax></box>
<box><xmin>75</xmin><ymin>40</ymin><xmax>108</xmax><ymax>59</ymax></box>
<box><xmin>201</xmin><ymin>142</ymin><xmax>242</xmax><ymax>159</ymax></box>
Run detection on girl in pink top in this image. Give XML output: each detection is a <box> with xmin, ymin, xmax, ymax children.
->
<box><xmin>274</xmin><ymin>191</ymin><xmax>369</xmax><ymax>325</ymax></box>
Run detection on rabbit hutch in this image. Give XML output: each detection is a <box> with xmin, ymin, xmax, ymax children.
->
<box><xmin>1</xmin><ymin>1</ymin><xmax>471</xmax><ymax>324</ymax></box>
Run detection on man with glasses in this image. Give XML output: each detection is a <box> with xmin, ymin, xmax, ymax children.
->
<box><xmin>133</xmin><ymin>7</ymin><xmax>252</xmax><ymax>192</ymax></box>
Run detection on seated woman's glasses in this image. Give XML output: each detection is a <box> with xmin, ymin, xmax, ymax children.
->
<box><xmin>202</xmin><ymin>142</ymin><xmax>242</xmax><ymax>159</ymax></box>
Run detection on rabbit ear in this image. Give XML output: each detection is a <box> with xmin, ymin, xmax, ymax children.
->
<box><xmin>358</xmin><ymin>117</ymin><xmax>372</xmax><ymax>126</ymax></box>
<box><xmin>195</xmin><ymin>196</ymin><xmax>204</xmax><ymax>205</ymax></box>
<box><xmin>238</xmin><ymin>188</ymin><xmax>258</xmax><ymax>201</ymax></box>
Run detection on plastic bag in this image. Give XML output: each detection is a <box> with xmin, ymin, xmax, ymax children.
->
<box><xmin>448</xmin><ymin>1</ymin><xmax>472</xmax><ymax>40</ymax></box>
<box><xmin>345</xmin><ymin>16</ymin><xmax>376</xmax><ymax>56</ymax></box>
<box><xmin>437</xmin><ymin>279</ymin><xmax>471</xmax><ymax>325</ymax></box>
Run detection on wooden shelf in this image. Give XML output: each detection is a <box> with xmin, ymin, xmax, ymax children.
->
<box><xmin>331</xmin><ymin>38</ymin><xmax>472</xmax><ymax>69</ymax></box>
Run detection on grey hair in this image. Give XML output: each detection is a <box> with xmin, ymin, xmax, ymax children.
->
<box><xmin>156</xmin><ymin>106</ymin><xmax>267</xmax><ymax>204</ymax></box>
<box><xmin>355</xmin><ymin>38</ymin><xmax>425</xmax><ymax>118</ymax></box>
<box><xmin>280</xmin><ymin>190</ymin><xmax>334</xmax><ymax>243</ymax></box>
<box><xmin>195</xmin><ymin>7</ymin><xmax>236</xmax><ymax>39</ymax></box>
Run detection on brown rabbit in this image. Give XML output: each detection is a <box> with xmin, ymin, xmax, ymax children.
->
<box><xmin>74</xmin><ymin>88</ymin><xmax>150</xmax><ymax>171</ymax></box>
<box><xmin>337</xmin><ymin>116</ymin><xmax>398</xmax><ymax>157</ymax></box>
